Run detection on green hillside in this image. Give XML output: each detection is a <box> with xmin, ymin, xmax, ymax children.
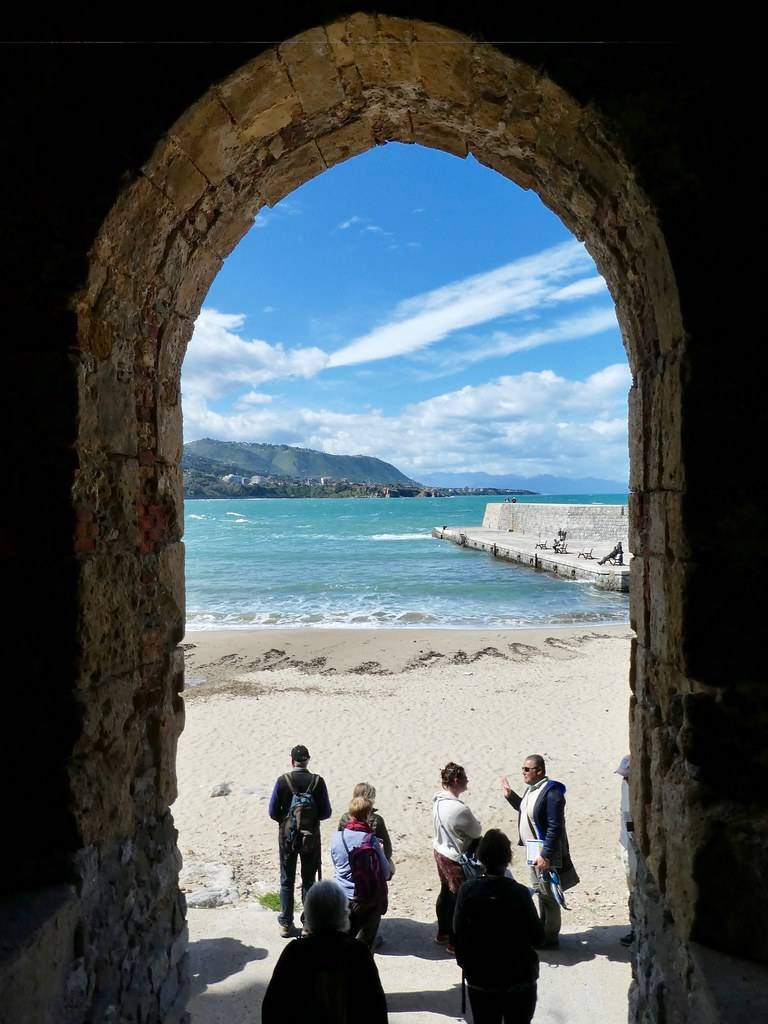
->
<box><xmin>183</xmin><ymin>439</ymin><xmax>418</xmax><ymax>486</ymax></box>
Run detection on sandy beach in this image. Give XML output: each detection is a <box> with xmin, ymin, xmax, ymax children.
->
<box><xmin>176</xmin><ymin>625</ymin><xmax>634</xmax><ymax>1022</ymax></box>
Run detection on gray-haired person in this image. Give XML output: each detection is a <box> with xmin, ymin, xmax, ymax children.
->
<box><xmin>261</xmin><ymin>880</ymin><xmax>388</xmax><ymax>1023</ymax></box>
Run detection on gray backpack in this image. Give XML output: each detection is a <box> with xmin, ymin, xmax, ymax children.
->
<box><xmin>280</xmin><ymin>773</ymin><xmax>319</xmax><ymax>854</ymax></box>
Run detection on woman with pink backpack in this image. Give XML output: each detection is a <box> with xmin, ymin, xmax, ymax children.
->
<box><xmin>331</xmin><ymin>795</ymin><xmax>392</xmax><ymax>950</ymax></box>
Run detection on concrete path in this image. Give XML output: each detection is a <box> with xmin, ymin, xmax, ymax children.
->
<box><xmin>187</xmin><ymin>903</ymin><xmax>631</xmax><ymax>1023</ymax></box>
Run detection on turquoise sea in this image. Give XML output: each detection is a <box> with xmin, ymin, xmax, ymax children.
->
<box><xmin>184</xmin><ymin>494</ymin><xmax>630</xmax><ymax>630</ymax></box>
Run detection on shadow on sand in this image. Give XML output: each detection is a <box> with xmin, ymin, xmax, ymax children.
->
<box><xmin>385</xmin><ymin>983</ymin><xmax>465</xmax><ymax>1018</ymax></box>
<box><xmin>189</xmin><ymin>980</ymin><xmax>267</xmax><ymax>1024</ymax></box>
<box><xmin>376</xmin><ymin>918</ymin><xmax>631</xmax><ymax>967</ymax></box>
<box><xmin>538</xmin><ymin>924</ymin><xmax>632</xmax><ymax>967</ymax></box>
<box><xmin>376</xmin><ymin>917</ymin><xmax>459</xmax><ymax>961</ymax></box>
<box><xmin>188</xmin><ymin>936</ymin><xmax>268</xmax><ymax>998</ymax></box>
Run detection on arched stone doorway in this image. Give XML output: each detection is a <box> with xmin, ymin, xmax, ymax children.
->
<box><xmin>1</xmin><ymin>21</ymin><xmax>764</xmax><ymax>1024</ymax></box>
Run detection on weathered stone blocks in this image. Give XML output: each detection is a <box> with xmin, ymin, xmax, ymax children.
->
<box><xmin>279</xmin><ymin>28</ymin><xmax>345</xmax><ymax>115</ymax></box>
<box><xmin>4</xmin><ymin>21</ymin><xmax>759</xmax><ymax>1024</ymax></box>
<box><xmin>217</xmin><ymin>49</ymin><xmax>299</xmax><ymax>139</ymax></box>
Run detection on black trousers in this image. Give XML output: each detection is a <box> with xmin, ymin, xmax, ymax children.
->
<box><xmin>466</xmin><ymin>982</ymin><xmax>537</xmax><ymax>1024</ymax></box>
<box><xmin>436</xmin><ymin>879</ymin><xmax>457</xmax><ymax>942</ymax></box>
<box><xmin>278</xmin><ymin>845</ymin><xmax>320</xmax><ymax>926</ymax></box>
<box><xmin>348</xmin><ymin>899</ymin><xmax>382</xmax><ymax>950</ymax></box>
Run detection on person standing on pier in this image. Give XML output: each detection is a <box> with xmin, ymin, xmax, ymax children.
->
<box><xmin>269</xmin><ymin>744</ymin><xmax>332</xmax><ymax>937</ymax></box>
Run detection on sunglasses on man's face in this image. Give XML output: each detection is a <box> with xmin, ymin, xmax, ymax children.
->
<box><xmin>522</xmin><ymin>766</ymin><xmax>540</xmax><ymax>773</ymax></box>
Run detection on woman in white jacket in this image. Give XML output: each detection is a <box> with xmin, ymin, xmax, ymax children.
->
<box><xmin>432</xmin><ymin>761</ymin><xmax>482</xmax><ymax>952</ymax></box>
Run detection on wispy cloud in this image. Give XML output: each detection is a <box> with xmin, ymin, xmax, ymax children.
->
<box><xmin>550</xmin><ymin>277</ymin><xmax>607</xmax><ymax>302</ymax></box>
<box><xmin>337</xmin><ymin>215</ymin><xmax>394</xmax><ymax>240</ymax></box>
<box><xmin>434</xmin><ymin>307</ymin><xmax>620</xmax><ymax>374</ymax></box>
<box><xmin>327</xmin><ymin>240</ymin><xmax>603</xmax><ymax>368</ymax></box>
<box><xmin>185</xmin><ymin>243</ymin><xmax>619</xmax><ymax>407</ymax></box>
<box><xmin>254</xmin><ymin>198</ymin><xmax>303</xmax><ymax>230</ymax></box>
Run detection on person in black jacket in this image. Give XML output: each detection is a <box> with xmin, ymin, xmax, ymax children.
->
<box><xmin>268</xmin><ymin>744</ymin><xmax>332</xmax><ymax>937</ymax></box>
<box><xmin>262</xmin><ymin>879</ymin><xmax>388</xmax><ymax>1024</ymax></box>
<box><xmin>501</xmin><ymin>754</ymin><xmax>579</xmax><ymax>948</ymax></box>
<box><xmin>453</xmin><ymin>829</ymin><xmax>544</xmax><ymax>1024</ymax></box>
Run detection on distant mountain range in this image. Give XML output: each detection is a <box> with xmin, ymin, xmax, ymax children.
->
<box><xmin>183</xmin><ymin>438</ymin><xmax>418</xmax><ymax>486</ymax></box>
<box><xmin>420</xmin><ymin>471</ymin><xmax>628</xmax><ymax>495</ymax></box>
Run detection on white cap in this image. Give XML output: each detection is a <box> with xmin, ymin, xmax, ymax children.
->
<box><xmin>614</xmin><ymin>755</ymin><xmax>630</xmax><ymax>778</ymax></box>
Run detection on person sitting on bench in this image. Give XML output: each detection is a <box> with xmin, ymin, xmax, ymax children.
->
<box><xmin>599</xmin><ymin>541</ymin><xmax>623</xmax><ymax>566</ymax></box>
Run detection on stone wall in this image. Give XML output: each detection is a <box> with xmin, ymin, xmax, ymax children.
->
<box><xmin>482</xmin><ymin>502</ymin><xmax>629</xmax><ymax>544</ymax></box>
<box><xmin>0</xmin><ymin>21</ymin><xmax>764</xmax><ymax>1024</ymax></box>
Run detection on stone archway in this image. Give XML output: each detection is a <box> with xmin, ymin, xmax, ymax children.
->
<box><xmin>74</xmin><ymin>21</ymin><xmax>680</xmax><ymax>1020</ymax></box>
<box><xmin>3</xmin><ymin>21</ymin><xmax>763</xmax><ymax>1024</ymax></box>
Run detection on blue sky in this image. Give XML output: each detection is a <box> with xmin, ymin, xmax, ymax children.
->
<box><xmin>182</xmin><ymin>143</ymin><xmax>630</xmax><ymax>483</ymax></box>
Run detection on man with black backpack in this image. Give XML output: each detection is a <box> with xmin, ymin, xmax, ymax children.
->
<box><xmin>268</xmin><ymin>744</ymin><xmax>332</xmax><ymax>937</ymax></box>
<box><xmin>453</xmin><ymin>829</ymin><xmax>544</xmax><ymax>1023</ymax></box>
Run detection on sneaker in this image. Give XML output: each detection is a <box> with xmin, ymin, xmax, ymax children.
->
<box><xmin>434</xmin><ymin>934</ymin><xmax>450</xmax><ymax>945</ymax></box>
<box><xmin>279</xmin><ymin>923</ymin><xmax>294</xmax><ymax>938</ymax></box>
<box><xmin>446</xmin><ymin>943</ymin><xmax>456</xmax><ymax>954</ymax></box>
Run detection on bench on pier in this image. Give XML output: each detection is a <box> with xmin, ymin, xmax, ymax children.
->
<box><xmin>578</xmin><ymin>549</ymin><xmax>594</xmax><ymax>559</ymax></box>
<box><xmin>552</xmin><ymin>529</ymin><xmax>568</xmax><ymax>555</ymax></box>
<box><xmin>535</xmin><ymin>540</ymin><xmax>549</xmax><ymax>550</ymax></box>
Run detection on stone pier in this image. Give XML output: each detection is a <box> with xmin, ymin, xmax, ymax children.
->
<box><xmin>434</xmin><ymin>503</ymin><xmax>631</xmax><ymax>591</ymax></box>
<box><xmin>433</xmin><ymin>524</ymin><xmax>631</xmax><ymax>590</ymax></box>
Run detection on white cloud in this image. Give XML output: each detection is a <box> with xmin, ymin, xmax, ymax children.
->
<box><xmin>182</xmin><ymin>308</ymin><xmax>328</xmax><ymax>402</ymax></box>
<box><xmin>184</xmin><ymin>245</ymin><xmax>616</xmax><ymax>402</ymax></box>
<box><xmin>338</xmin><ymin>215</ymin><xmax>364</xmax><ymax>230</ymax></box>
<box><xmin>549</xmin><ymin>276</ymin><xmax>607</xmax><ymax>302</ymax></box>
<box><xmin>255</xmin><ymin>199</ymin><xmax>302</xmax><ymax>228</ymax></box>
<box><xmin>183</xmin><ymin>363</ymin><xmax>630</xmax><ymax>481</ymax></box>
<box><xmin>447</xmin><ymin>307</ymin><xmax>620</xmax><ymax>369</ymax></box>
<box><xmin>327</xmin><ymin>240</ymin><xmax>603</xmax><ymax>368</ymax></box>
<box><xmin>236</xmin><ymin>391</ymin><xmax>273</xmax><ymax>407</ymax></box>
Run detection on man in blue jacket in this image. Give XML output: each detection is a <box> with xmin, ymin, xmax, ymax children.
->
<box><xmin>268</xmin><ymin>744</ymin><xmax>332</xmax><ymax>937</ymax></box>
<box><xmin>501</xmin><ymin>754</ymin><xmax>579</xmax><ymax>948</ymax></box>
